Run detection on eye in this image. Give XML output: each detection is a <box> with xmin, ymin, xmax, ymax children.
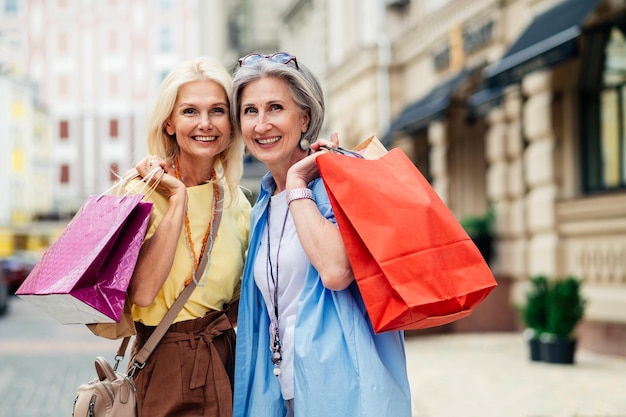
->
<box><xmin>269</xmin><ymin>104</ymin><xmax>283</xmax><ymax>111</ymax></box>
<box><xmin>212</xmin><ymin>106</ymin><xmax>227</xmax><ymax>115</ymax></box>
<box><xmin>242</xmin><ymin>106</ymin><xmax>257</xmax><ymax>115</ymax></box>
<box><xmin>182</xmin><ymin>108</ymin><xmax>197</xmax><ymax>115</ymax></box>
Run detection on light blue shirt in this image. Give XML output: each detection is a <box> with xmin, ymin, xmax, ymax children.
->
<box><xmin>233</xmin><ymin>175</ymin><xmax>412</xmax><ymax>417</ymax></box>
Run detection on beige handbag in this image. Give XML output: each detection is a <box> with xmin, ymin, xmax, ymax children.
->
<box><xmin>72</xmin><ymin>186</ymin><xmax>223</xmax><ymax>417</ymax></box>
<box><xmin>73</xmin><ymin>340</ymin><xmax>137</xmax><ymax>417</ymax></box>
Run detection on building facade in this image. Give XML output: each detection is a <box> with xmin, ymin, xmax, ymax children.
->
<box><xmin>196</xmin><ymin>0</ymin><xmax>626</xmax><ymax>354</ymax></box>
<box><xmin>1</xmin><ymin>0</ymin><xmax>624</xmax><ymax>354</ymax></box>
<box><xmin>1</xmin><ymin>0</ymin><xmax>206</xmax><ymax>217</ymax></box>
<box><xmin>0</xmin><ymin>72</ymin><xmax>53</xmax><ymax>255</ymax></box>
<box><xmin>314</xmin><ymin>0</ymin><xmax>626</xmax><ymax>355</ymax></box>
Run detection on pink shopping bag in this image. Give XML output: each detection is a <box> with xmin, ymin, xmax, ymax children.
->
<box><xmin>16</xmin><ymin>193</ymin><xmax>152</xmax><ymax>324</ymax></box>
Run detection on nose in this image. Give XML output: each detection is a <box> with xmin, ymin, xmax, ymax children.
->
<box><xmin>199</xmin><ymin>114</ymin><xmax>212</xmax><ymax>130</ymax></box>
<box><xmin>254</xmin><ymin>111</ymin><xmax>271</xmax><ymax>133</ymax></box>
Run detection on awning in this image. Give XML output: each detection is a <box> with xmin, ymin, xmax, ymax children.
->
<box><xmin>383</xmin><ymin>69</ymin><xmax>470</xmax><ymax>144</ymax></box>
<box><xmin>484</xmin><ymin>0</ymin><xmax>598</xmax><ymax>87</ymax></box>
<box><xmin>468</xmin><ymin>85</ymin><xmax>505</xmax><ymax>118</ymax></box>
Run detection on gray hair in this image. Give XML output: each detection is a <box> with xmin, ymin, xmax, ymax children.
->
<box><xmin>231</xmin><ymin>58</ymin><xmax>325</xmax><ymax>144</ymax></box>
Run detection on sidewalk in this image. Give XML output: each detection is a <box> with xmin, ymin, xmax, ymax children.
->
<box><xmin>3</xmin><ymin>297</ymin><xmax>625</xmax><ymax>417</ymax></box>
<box><xmin>404</xmin><ymin>332</ymin><xmax>626</xmax><ymax>417</ymax></box>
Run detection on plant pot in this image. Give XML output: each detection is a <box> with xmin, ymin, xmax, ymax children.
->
<box><xmin>523</xmin><ymin>329</ymin><xmax>542</xmax><ymax>361</ymax></box>
<box><xmin>539</xmin><ymin>336</ymin><xmax>577</xmax><ymax>364</ymax></box>
<box><xmin>528</xmin><ymin>337</ymin><xmax>542</xmax><ymax>361</ymax></box>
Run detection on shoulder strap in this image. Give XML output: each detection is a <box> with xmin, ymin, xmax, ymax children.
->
<box><xmin>119</xmin><ymin>183</ymin><xmax>224</xmax><ymax>371</ymax></box>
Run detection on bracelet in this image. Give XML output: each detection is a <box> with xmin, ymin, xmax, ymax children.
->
<box><xmin>286</xmin><ymin>188</ymin><xmax>314</xmax><ymax>206</ymax></box>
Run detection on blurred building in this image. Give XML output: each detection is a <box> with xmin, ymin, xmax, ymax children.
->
<box><xmin>0</xmin><ymin>0</ymin><xmax>209</xmax><ymax>217</ymax></box>
<box><xmin>1</xmin><ymin>0</ymin><xmax>624</xmax><ymax>354</ymax></box>
<box><xmin>0</xmin><ymin>70</ymin><xmax>53</xmax><ymax>255</ymax></box>
<box><xmin>0</xmin><ymin>0</ymin><xmax>234</xmax><ymax>252</ymax></box>
<box><xmin>317</xmin><ymin>0</ymin><xmax>625</xmax><ymax>355</ymax></box>
<box><xmin>234</xmin><ymin>0</ymin><xmax>626</xmax><ymax>355</ymax></box>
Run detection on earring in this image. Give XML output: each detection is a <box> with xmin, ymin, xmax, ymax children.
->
<box><xmin>299</xmin><ymin>137</ymin><xmax>310</xmax><ymax>152</ymax></box>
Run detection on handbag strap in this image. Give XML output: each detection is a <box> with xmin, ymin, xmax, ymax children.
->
<box><xmin>119</xmin><ymin>183</ymin><xmax>224</xmax><ymax>373</ymax></box>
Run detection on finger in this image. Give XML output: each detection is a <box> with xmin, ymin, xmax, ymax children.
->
<box><xmin>148</xmin><ymin>155</ymin><xmax>160</xmax><ymax>167</ymax></box>
<box><xmin>330</xmin><ymin>132</ymin><xmax>339</xmax><ymax>148</ymax></box>
<box><xmin>310</xmin><ymin>138</ymin><xmax>332</xmax><ymax>152</ymax></box>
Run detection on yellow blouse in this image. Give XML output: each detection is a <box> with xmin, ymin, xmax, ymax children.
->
<box><xmin>130</xmin><ymin>181</ymin><xmax>250</xmax><ymax>326</ymax></box>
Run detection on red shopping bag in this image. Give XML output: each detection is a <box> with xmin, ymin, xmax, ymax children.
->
<box><xmin>316</xmin><ymin>143</ymin><xmax>497</xmax><ymax>333</ymax></box>
<box><xmin>16</xmin><ymin>193</ymin><xmax>152</xmax><ymax>324</ymax></box>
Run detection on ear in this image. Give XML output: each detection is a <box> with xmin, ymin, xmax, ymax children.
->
<box><xmin>164</xmin><ymin>120</ymin><xmax>175</xmax><ymax>136</ymax></box>
<box><xmin>301</xmin><ymin>111</ymin><xmax>311</xmax><ymax>133</ymax></box>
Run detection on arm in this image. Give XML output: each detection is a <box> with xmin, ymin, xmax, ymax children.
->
<box><xmin>127</xmin><ymin>157</ymin><xmax>188</xmax><ymax>307</ymax></box>
<box><xmin>285</xmin><ymin>134</ymin><xmax>354</xmax><ymax>291</ymax></box>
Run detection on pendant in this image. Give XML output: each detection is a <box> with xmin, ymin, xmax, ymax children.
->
<box><xmin>269</xmin><ymin>320</ymin><xmax>282</xmax><ymax>366</ymax></box>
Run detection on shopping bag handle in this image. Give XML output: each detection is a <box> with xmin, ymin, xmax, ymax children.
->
<box><xmin>99</xmin><ymin>166</ymin><xmax>163</xmax><ymax>201</ymax></box>
<box><xmin>122</xmin><ymin>167</ymin><xmax>163</xmax><ymax>199</ymax></box>
<box><xmin>319</xmin><ymin>145</ymin><xmax>365</xmax><ymax>159</ymax></box>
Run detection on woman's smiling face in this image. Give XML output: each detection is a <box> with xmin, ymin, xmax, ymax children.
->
<box><xmin>239</xmin><ymin>76</ymin><xmax>310</xmax><ymax>169</ymax></box>
<box><xmin>164</xmin><ymin>79</ymin><xmax>231</xmax><ymax>162</ymax></box>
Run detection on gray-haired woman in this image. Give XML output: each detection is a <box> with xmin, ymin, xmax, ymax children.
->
<box><xmin>231</xmin><ymin>52</ymin><xmax>412</xmax><ymax>417</ymax></box>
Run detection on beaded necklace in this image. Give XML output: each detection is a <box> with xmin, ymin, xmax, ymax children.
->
<box><xmin>173</xmin><ymin>157</ymin><xmax>219</xmax><ymax>287</ymax></box>
<box><xmin>266</xmin><ymin>195</ymin><xmax>290</xmax><ymax>376</ymax></box>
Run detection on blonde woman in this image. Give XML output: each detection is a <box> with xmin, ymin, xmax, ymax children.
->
<box><xmin>129</xmin><ymin>56</ymin><xmax>250</xmax><ymax>417</ymax></box>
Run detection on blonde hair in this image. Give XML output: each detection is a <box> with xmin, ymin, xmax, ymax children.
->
<box><xmin>146</xmin><ymin>56</ymin><xmax>244</xmax><ymax>206</ymax></box>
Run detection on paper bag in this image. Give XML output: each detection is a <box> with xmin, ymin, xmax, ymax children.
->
<box><xmin>317</xmin><ymin>138</ymin><xmax>497</xmax><ymax>333</ymax></box>
<box><xmin>86</xmin><ymin>298</ymin><xmax>136</xmax><ymax>339</ymax></box>
<box><xmin>16</xmin><ymin>193</ymin><xmax>152</xmax><ymax>324</ymax></box>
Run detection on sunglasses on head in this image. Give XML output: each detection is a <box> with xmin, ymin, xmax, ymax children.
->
<box><xmin>238</xmin><ymin>52</ymin><xmax>299</xmax><ymax>69</ymax></box>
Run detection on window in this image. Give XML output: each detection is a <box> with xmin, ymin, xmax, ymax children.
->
<box><xmin>59</xmin><ymin>120</ymin><xmax>69</xmax><ymax>139</ymax></box>
<box><xmin>581</xmin><ymin>24</ymin><xmax>626</xmax><ymax>192</ymax></box>
<box><xmin>59</xmin><ymin>76</ymin><xmax>69</xmax><ymax>97</ymax></box>
<box><xmin>59</xmin><ymin>32</ymin><xmax>68</xmax><ymax>53</ymax></box>
<box><xmin>109</xmin><ymin>119</ymin><xmax>119</xmax><ymax>138</ymax></box>
<box><xmin>109</xmin><ymin>163</ymin><xmax>119</xmax><ymax>182</ymax></box>
<box><xmin>158</xmin><ymin>26</ymin><xmax>174</xmax><ymax>53</ymax></box>
<box><xmin>108</xmin><ymin>31</ymin><xmax>117</xmax><ymax>51</ymax></box>
<box><xmin>4</xmin><ymin>0</ymin><xmax>18</xmax><ymax>14</ymax></box>
<box><xmin>109</xmin><ymin>74</ymin><xmax>119</xmax><ymax>95</ymax></box>
<box><xmin>158</xmin><ymin>0</ymin><xmax>174</xmax><ymax>10</ymax></box>
<box><xmin>60</xmin><ymin>164</ymin><xmax>70</xmax><ymax>184</ymax></box>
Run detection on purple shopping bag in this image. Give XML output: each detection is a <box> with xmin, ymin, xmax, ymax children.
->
<box><xmin>16</xmin><ymin>194</ymin><xmax>152</xmax><ymax>324</ymax></box>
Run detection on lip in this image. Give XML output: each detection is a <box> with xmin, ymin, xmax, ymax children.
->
<box><xmin>193</xmin><ymin>136</ymin><xmax>218</xmax><ymax>142</ymax></box>
<box><xmin>255</xmin><ymin>136</ymin><xmax>281</xmax><ymax>145</ymax></box>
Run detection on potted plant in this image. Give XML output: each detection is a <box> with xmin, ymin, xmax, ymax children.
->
<box><xmin>520</xmin><ymin>275</ymin><xmax>549</xmax><ymax>361</ymax></box>
<box><xmin>540</xmin><ymin>276</ymin><xmax>586</xmax><ymax>364</ymax></box>
<box><xmin>460</xmin><ymin>207</ymin><xmax>494</xmax><ymax>264</ymax></box>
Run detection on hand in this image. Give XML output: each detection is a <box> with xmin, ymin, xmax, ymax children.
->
<box><xmin>309</xmin><ymin>132</ymin><xmax>339</xmax><ymax>153</ymax></box>
<box><xmin>136</xmin><ymin>155</ymin><xmax>167</xmax><ymax>177</ymax></box>
<box><xmin>135</xmin><ymin>155</ymin><xmax>186</xmax><ymax>202</ymax></box>
<box><xmin>286</xmin><ymin>132</ymin><xmax>340</xmax><ymax>189</ymax></box>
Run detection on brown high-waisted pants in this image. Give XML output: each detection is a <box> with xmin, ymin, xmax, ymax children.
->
<box><xmin>129</xmin><ymin>309</ymin><xmax>235</xmax><ymax>417</ymax></box>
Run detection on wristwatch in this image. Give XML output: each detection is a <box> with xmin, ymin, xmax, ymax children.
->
<box><xmin>286</xmin><ymin>188</ymin><xmax>314</xmax><ymax>206</ymax></box>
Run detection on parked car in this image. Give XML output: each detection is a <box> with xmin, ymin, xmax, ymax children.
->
<box><xmin>0</xmin><ymin>267</ymin><xmax>8</xmax><ymax>316</ymax></box>
<box><xmin>1</xmin><ymin>251</ymin><xmax>39</xmax><ymax>294</ymax></box>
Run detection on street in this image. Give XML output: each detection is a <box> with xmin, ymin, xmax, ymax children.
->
<box><xmin>2</xmin><ymin>296</ymin><xmax>626</xmax><ymax>417</ymax></box>
<box><xmin>0</xmin><ymin>297</ymin><xmax>124</xmax><ymax>417</ymax></box>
